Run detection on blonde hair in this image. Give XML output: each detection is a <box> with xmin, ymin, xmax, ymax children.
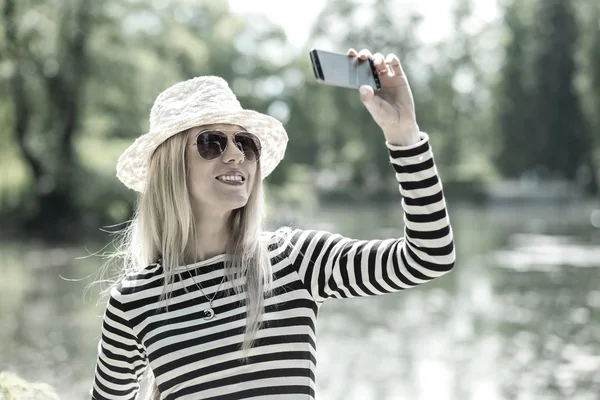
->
<box><xmin>103</xmin><ymin>129</ymin><xmax>274</xmax><ymax>399</ymax></box>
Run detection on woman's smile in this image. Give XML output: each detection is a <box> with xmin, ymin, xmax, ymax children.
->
<box><xmin>215</xmin><ymin>171</ymin><xmax>247</xmax><ymax>186</ymax></box>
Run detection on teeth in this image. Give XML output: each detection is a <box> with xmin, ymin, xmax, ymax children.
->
<box><xmin>218</xmin><ymin>175</ymin><xmax>243</xmax><ymax>182</ymax></box>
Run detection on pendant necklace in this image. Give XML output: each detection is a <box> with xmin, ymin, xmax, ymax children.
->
<box><xmin>194</xmin><ymin>274</ymin><xmax>226</xmax><ymax>320</ymax></box>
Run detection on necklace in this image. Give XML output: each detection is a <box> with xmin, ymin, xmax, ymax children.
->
<box><xmin>195</xmin><ymin>275</ymin><xmax>226</xmax><ymax>320</ymax></box>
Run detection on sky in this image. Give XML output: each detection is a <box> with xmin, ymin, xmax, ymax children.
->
<box><xmin>227</xmin><ymin>0</ymin><xmax>500</xmax><ymax>49</ymax></box>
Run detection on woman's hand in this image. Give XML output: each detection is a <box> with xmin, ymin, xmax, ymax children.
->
<box><xmin>348</xmin><ymin>48</ymin><xmax>421</xmax><ymax>146</ymax></box>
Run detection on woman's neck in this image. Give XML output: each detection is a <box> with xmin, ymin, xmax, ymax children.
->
<box><xmin>187</xmin><ymin>211</ymin><xmax>231</xmax><ymax>263</ymax></box>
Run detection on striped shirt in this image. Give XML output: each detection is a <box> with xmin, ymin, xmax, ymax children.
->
<box><xmin>91</xmin><ymin>133</ymin><xmax>455</xmax><ymax>400</ymax></box>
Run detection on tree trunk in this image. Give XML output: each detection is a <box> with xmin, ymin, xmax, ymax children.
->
<box><xmin>3</xmin><ymin>0</ymin><xmax>94</xmax><ymax>240</ymax></box>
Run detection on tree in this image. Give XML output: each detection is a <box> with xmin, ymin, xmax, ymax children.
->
<box><xmin>430</xmin><ymin>0</ymin><xmax>493</xmax><ymax>179</ymax></box>
<box><xmin>0</xmin><ymin>0</ymin><xmax>293</xmax><ymax>237</ymax></box>
<box><xmin>284</xmin><ymin>0</ymin><xmax>426</xmax><ymax>200</ymax></box>
<box><xmin>530</xmin><ymin>0</ymin><xmax>597</xmax><ymax>193</ymax></box>
<box><xmin>584</xmin><ymin>2</ymin><xmax>600</xmax><ymax>143</ymax></box>
<box><xmin>2</xmin><ymin>0</ymin><xmax>95</xmax><ymax>237</ymax></box>
<box><xmin>494</xmin><ymin>0</ymin><xmax>537</xmax><ymax>177</ymax></box>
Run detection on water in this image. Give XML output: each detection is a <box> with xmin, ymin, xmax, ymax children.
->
<box><xmin>1</xmin><ymin>202</ymin><xmax>599</xmax><ymax>400</ymax></box>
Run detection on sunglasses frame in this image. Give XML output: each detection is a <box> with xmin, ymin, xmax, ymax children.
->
<box><xmin>191</xmin><ymin>130</ymin><xmax>261</xmax><ymax>162</ymax></box>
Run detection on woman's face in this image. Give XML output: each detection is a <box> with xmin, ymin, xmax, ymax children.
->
<box><xmin>186</xmin><ymin>123</ymin><xmax>258</xmax><ymax>215</ymax></box>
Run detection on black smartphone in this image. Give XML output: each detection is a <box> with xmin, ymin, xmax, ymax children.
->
<box><xmin>309</xmin><ymin>49</ymin><xmax>381</xmax><ymax>90</ymax></box>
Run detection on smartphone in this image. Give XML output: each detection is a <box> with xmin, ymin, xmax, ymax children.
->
<box><xmin>309</xmin><ymin>49</ymin><xmax>381</xmax><ymax>90</ymax></box>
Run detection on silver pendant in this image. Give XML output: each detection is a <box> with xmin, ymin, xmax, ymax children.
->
<box><xmin>203</xmin><ymin>308</ymin><xmax>215</xmax><ymax>320</ymax></box>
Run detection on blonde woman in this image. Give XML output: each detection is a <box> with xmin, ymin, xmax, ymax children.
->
<box><xmin>90</xmin><ymin>48</ymin><xmax>455</xmax><ymax>400</ymax></box>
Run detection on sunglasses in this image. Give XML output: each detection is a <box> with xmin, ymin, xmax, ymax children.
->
<box><xmin>193</xmin><ymin>130</ymin><xmax>261</xmax><ymax>162</ymax></box>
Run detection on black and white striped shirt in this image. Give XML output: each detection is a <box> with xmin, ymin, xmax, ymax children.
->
<box><xmin>91</xmin><ymin>134</ymin><xmax>455</xmax><ymax>399</ymax></box>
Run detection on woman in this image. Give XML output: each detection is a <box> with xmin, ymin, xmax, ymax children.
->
<box><xmin>91</xmin><ymin>48</ymin><xmax>455</xmax><ymax>400</ymax></box>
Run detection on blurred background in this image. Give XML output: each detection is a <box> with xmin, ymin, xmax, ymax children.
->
<box><xmin>1</xmin><ymin>0</ymin><xmax>600</xmax><ymax>399</ymax></box>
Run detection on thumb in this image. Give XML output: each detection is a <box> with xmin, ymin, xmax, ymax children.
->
<box><xmin>359</xmin><ymin>85</ymin><xmax>382</xmax><ymax>116</ymax></box>
<box><xmin>359</xmin><ymin>85</ymin><xmax>374</xmax><ymax>103</ymax></box>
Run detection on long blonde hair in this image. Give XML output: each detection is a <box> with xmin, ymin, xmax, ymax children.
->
<box><xmin>103</xmin><ymin>129</ymin><xmax>274</xmax><ymax>399</ymax></box>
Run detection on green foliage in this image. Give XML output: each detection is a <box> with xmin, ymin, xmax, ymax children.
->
<box><xmin>494</xmin><ymin>0</ymin><xmax>599</xmax><ymax>193</ymax></box>
<box><xmin>494</xmin><ymin>0</ymin><xmax>536</xmax><ymax>177</ymax></box>
<box><xmin>531</xmin><ymin>0</ymin><xmax>593</xmax><ymax>185</ymax></box>
<box><xmin>1</xmin><ymin>0</ymin><xmax>599</xmax><ymax>238</ymax></box>
<box><xmin>0</xmin><ymin>0</ymin><xmax>291</xmax><ymax>237</ymax></box>
<box><xmin>0</xmin><ymin>371</ymin><xmax>59</xmax><ymax>400</ymax></box>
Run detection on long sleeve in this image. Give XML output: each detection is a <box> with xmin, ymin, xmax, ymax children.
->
<box><xmin>281</xmin><ymin>132</ymin><xmax>455</xmax><ymax>303</ymax></box>
<box><xmin>91</xmin><ymin>286</ymin><xmax>148</xmax><ymax>400</ymax></box>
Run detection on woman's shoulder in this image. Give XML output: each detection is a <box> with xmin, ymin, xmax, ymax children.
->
<box><xmin>262</xmin><ymin>225</ymin><xmax>330</xmax><ymax>253</ymax></box>
<box><xmin>111</xmin><ymin>262</ymin><xmax>163</xmax><ymax>299</ymax></box>
<box><xmin>261</xmin><ymin>225</ymin><xmax>298</xmax><ymax>244</ymax></box>
<box><xmin>262</xmin><ymin>225</ymin><xmax>336</xmax><ymax>243</ymax></box>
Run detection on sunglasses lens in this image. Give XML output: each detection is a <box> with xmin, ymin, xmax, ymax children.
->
<box><xmin>196</xmin><ymin>131</ymin><xmax>261</xmax><ymax>161</ymax></box>
<box><xmin>197</xmin><ymin>131</ymin><xmax>227</xmax><ymax>160</ymax></box>
<box><xmin>235</xmin><ymin>133</ymin><xmax>261</xmax><ymax>161</ymax></box>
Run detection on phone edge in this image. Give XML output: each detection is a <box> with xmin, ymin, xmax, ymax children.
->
<box><xmin>309</xmin><ymin>49</ymin><xmax>324</xmax><ymax>81</ymax></box>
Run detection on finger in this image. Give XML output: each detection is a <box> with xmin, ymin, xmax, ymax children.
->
<box><xmin>357</xmin><ymin>48</ymin><xmax>372</xmax><ymax>60</ymax></box>
<box><xmin>385</xmin><ymin>53</ymin><xmax>404</xmax><ymax>77</ymax></box>
<box><xmin>372</xmin><ymin>52</ymin><xmax>388</xmax><ymax>75</ymax></box>
<box><xmin>347</xmin><ymin>48</ymin><xmax>358</xmax><ymax>56</ymax></box>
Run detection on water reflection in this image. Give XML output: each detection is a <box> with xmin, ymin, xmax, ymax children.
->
<box><xmin>0</xmin><ymin>242</ymin><xmax>103</xmax><ymax>399</ymax></box>
<box><xmin>489</xmin><ymin>234</ymin><xmax>600</xmax><ymax>400</ymax></box>
<box><xmin>0</xmin><ymin>202</ymin><xmax>599</xmax><ymax>400</ymax></box>
<box><xmin>493</xmin><ymin>233</ymin><xmax>600</xmax><ymax>270</ymax></box>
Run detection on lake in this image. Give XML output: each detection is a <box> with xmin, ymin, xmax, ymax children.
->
<box><xmin>1</xmin><ymin>201</ymin><xmax>599</xmax><ymax>400</ymax></box>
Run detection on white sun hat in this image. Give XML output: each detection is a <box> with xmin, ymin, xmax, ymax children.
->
<box><xmin>116</xmin><ymin>76</ymin><xmax>289</xmax><ymax>192</ymax></box>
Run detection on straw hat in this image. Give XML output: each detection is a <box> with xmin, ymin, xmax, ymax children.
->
<box><xmin>116</xmin><ymin>76</ymin><xmax>289</xmax><ymax>192</ymax></box>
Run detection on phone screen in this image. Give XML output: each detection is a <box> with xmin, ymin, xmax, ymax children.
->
<box><xmin>310</xmin><ymin>49</ymin><xmax>381</xmax><ymax>90</ymax></box>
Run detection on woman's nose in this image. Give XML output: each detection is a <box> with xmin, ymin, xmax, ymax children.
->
<box><xmin>221</xmin><ymin>136</ymin><xmax>245</xmax><ymax>163</ymax></box>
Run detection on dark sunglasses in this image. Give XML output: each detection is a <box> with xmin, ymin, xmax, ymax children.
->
<box><xmin>193</xmin><ymin>130</ymin><xmax>261</xmax><ymax>162</ymax></box>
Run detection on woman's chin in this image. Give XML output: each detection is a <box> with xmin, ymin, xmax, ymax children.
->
<box><xmin>216</xmin><ymin>196</ymin><xmax>249</xmax><ymax>211</ymax></box>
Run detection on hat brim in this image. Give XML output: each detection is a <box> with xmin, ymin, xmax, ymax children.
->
<box><xmin>116</xmin><ymin>109</ymin><xmax>288</xmax><ymax>192</ymax></box>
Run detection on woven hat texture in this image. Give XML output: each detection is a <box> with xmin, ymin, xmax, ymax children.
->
<box><xmin>116</xmin><ymin>76</ymin><xmax>288</xmax><ymax>192</ymax></box>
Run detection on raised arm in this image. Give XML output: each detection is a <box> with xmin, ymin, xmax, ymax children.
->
<box><xmin>280</xmin><ymin>132</ymin><xmax>455</xmax><ymax>302</ymax></box>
